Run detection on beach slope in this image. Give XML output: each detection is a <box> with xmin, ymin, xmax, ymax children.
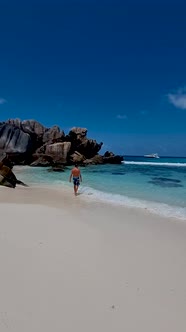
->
<box><xmin>0</xmin><ymin>186</ymin><xmax>186</xmax><ymax>331</ymax></box>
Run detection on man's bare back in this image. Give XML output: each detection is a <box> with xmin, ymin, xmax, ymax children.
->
<box><xmin>71</xmin><ymin>167</ymin><xmax>80</xmax><ymax>177</ymax></box>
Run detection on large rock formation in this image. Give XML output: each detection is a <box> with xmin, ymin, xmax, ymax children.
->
<box><xmin>103</xmin><ymin>151</ymin><xmax>124</xmax><ymax>164</ymax></box>
<box><xmin>68</xmin><ymin>127</ymin><xmax>87</xmax><ymax>140</ymax></box>
<box><xmin>0</xmin><ymin>153</ymin><xmax>28</xmax><ymax>188</ymax></box>
<box><xmin>45</xmin><ymin>142</ymin><xmax>71</xmax><ymax>163</ymax></box>
<box><xmin>66</xmin><ymin>127</ymin><xmax>103</xmax><ymax>159</ymax></box>
<box><xmin>0</xmin><ymin>119</ymin><xmax>123</xmax><ymax>166</ymax></box>
<box><xmin>0</xmin><ymin>123</ymin><xmax>31</xmax><ymax>154</ymax></box>
<box><xmin>83</xmin><ymin>154</ymin><xmax>104</xmax><ymax>165</ymax></box>
<box><xmin>43</xmin><ymin>125</ymin><xmax>65</xmax><ymax>144</ymax></box>
<box><xmin>30</xmin><ymin>155</ymin><xmax>53</xmax><ymax>167</ymax></box>
<box><xmin>70</xmin><ymin>151</ymin><xmax>86</xmax><ymax>164</ymax></box>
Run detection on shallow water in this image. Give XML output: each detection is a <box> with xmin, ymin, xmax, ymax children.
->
<box><xmin>15</xmin><ymin>156</ymin><xmax>186</xmax><ymax>220</ymax></box>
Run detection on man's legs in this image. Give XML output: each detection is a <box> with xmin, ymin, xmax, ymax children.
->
<box><xmin>74</xmin><ymin>184</ymin><xmax>78</xmax><ymax>195</ymax></box>
<box><xmin>73</xmin><ymin>178</ymin><xmax>79</xmax><ymax>196</ymax></box>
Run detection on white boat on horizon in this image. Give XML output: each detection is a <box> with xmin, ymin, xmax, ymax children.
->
<box><xmin>144</xmin><ymin>153</ymin><xmax>160</xmax><ymax>159</ymax></box>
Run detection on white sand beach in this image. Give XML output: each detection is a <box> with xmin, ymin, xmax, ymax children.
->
<box><xmin>0</xmin><ymin>186</ymin><xmax>186</xmax><ymax>332</ymax></box>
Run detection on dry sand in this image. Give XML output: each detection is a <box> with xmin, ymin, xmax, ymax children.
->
<box><xmin>0</xmin><ymin>186</ymin><xmax>186</xmax><ymax>332</ymax></box>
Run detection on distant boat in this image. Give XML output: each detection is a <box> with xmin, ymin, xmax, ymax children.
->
<box><xmin>144</xmin><ymin>153</ymin><xmax>160</xmax><ymax>159</ymax></box>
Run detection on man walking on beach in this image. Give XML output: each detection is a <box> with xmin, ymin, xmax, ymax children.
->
<box><xmin>69</xmin><ymin>164</ymin><xmax>82</xmax><ymax>195</ymax></box>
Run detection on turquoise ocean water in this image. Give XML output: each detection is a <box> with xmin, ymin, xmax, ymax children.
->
<box><xmin>15</xmin><ymin>156</ymin><xmax>186</xmax><ymax>220</ymax></box>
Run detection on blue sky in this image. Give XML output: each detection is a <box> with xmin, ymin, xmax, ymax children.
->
<box><xmin>0</xmin><ymin>0</ymin><xmax>186</xmax><ymax>156</ymax></box>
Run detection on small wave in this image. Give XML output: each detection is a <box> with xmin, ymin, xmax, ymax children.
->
<box><xmin>123</xmin><ymin>161</ymin><xmax>186</xmax><ymax>167</ymax></box>
<box><xmin>79</xmin><ymin>186</ymin><xmax>186</xmax><ymax>220</ymax></box>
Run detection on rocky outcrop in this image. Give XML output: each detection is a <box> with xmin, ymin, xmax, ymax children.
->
<box><xmin>21</xmin><ymin>120</ymin><xmax>46</xmax><ymax>138</ymax></box>
<box><xmin>76</xmin><ymin>139</ymin><xmax>103</xmax><ymax>159</ymax></box>
<box><xmin>6</xmin><ymin>119</ymin><xmax>46</xmax><ymax>151</ymax></box>
<box><xmin>0</xmin><ymin>119</ymin><xmax>123</xmax><ymax>166</ymax></box>
<box><xmin>6</xmin><ymin>119</ymin><xmax>46</xmax><ymax>137</ymax></box>
<box><xmin>45</xmin><ymin>142</ymin><xmax>71</xmax><ymax>163</ymax></box>
<box><xmin>83</xmin><ymin>154</ymin><xmax>104</xmax><ymax>165</ymax></box>
<box><xmin>30</xmin><ymin>154</ymin><xmax>53</xmax><ymax>167</ymax></box>
<box><xmin>0</xmin><ymin>123</ymin><xmax>31</xmax><ymax>154</ymax></box>
<box><xmin>0</xmin><ymin>162</ymin><xmax>17</xmax><ymax>188</ymax></box>
<box><xmin>104</xmin><ymin>151</ymin><xmax>114</xmax><ymax>158</ymax></box>
<box><xmin>66</xmin><ymin>127</ymin><xmax>103</xmax><ymax>159</ymax></box>
<box><xmin>103</xmin><ymin>151</ymin><xmax>123</xmax><ymax>164</ymax></box>
<box><xmin>30</xmin><ymin>157</ymin><xmax>51</xmax><ymax>167</ymax></box>
<box><xmin>68</xmin><ymin>127</ymin><xmax>87</xmax><ymax>140</ymax></box>
<box><xmin>70</xmin><ymin>151</ymin><xmax>86</xmax><ymax>164</ymax></box>
<box><xmin>103</xmin><ymin>155</ymin><xmax>123</xmax><ymax>164</ymax></box>
<box><xmin>83</xmin><ymin>153</ymin><xmax>123</xmax><ymax>165</ymax></box>
<box><xmin>0</xmin><ymin>153</ymin><xmax>28</xmax><ymax>188</ymax></box>
<box><xmin>43</xmin><ymin>125</ymin><xmax>65</xmax><ymax>144</ymax></box>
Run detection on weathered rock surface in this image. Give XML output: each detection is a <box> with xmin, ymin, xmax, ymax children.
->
<box><xmin>6</xmin><ymin>119</ymin><xmax>46</xmax><ymax>148</ymax></box>
<box><xmin>66</xmin><ymin>127</ymin><xmax>103</xmax><ymax>159</ymax></box>
<box><xmin>76</xmin><ymin>139</ymin><xmax>103</xmax><ymax>159</ymax></box>
<box><xmin>30</xmin><ymin>153</ymin><xmax>54</xmax><ymax>166</ymax></box>
<box><xmin>0</xmin><ymin>119</ymin><xmax>123</xmax><ymax>166</ymax></box>
<box><xmin>83</xmin><ymin>155</ymin><xmax>104</xmax><ymax>165</ymax></box>
<box><xmin>45</xmin><ymin>142</ymin><xmax>71</xmax><ymax>163</ymax></box>
<box><xmin>21</xmin><ymin>120</ymin><xmax>46</xmax><ymax>138</ymax></box>
<box><xmin>70</xmin><ymin>151</ymin><xmax>86</xmax><ymax>164</ymax></box>
<box><xmin>43</xmin><ymin>125</ymin><xmax>65</xmax><ymax>143</ymax></box>
<box><xmin>68</xmin><ymin>127</ymin><xmax>87</xmax><ymax>140</ymax></box>
<box><xmin>104</xmin><ymin>151</ymin><xmax>115</xmax><ymax>158</ymax></box>
<box><xmin>30</xmin><ymin>156</ymin><xmax>52</xmax><ymax>167</ymax></box>
<box><xmin>100</xmin><ymin>151</ymin><xmax>123</xmax><ymax>164</ymax></box>
<box><xmin>0</xmin><ymin>123</ymin><xmax>31</xmax><ymax>153</ymax></box>
<box><xmin>0</xmin><ymin>163</ymin><xmax>17</xmax><ymax>187</ymax></box>
<box><xmin>0</xmin><ymin>154</ymin><xmax>28</xmax><ymax>188</ymax></box>
<box><xmin>103</xmin><ymin>155</ymin><xmax>123</xmax><ymax>164</ymax></box>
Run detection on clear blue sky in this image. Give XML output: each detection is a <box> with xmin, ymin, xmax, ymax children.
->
<box><xmin>0</xmin><ymin>0</ymin><xmax>186</xmax><ymax>156</ymax></box>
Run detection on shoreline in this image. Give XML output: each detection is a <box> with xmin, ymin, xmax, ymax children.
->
<box><xmin>13</xmin><ymin>166</ymin><xmax>186</xmax><ymax>221</ymax></box>
<box><xmin>0</xmin><ymin>184</ymin><xmax>185</xmax><ymax>223</ymax></box>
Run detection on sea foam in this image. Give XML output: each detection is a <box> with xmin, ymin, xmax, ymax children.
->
<box><xmin>79</xmin><ymin>185</ymin><xmax>186</xmax><ymax>220</ymax></box>
<box><xmin>123</xmin><ymin>161</ymin><xmax>186</xmax><ymax>167</ymax></box>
